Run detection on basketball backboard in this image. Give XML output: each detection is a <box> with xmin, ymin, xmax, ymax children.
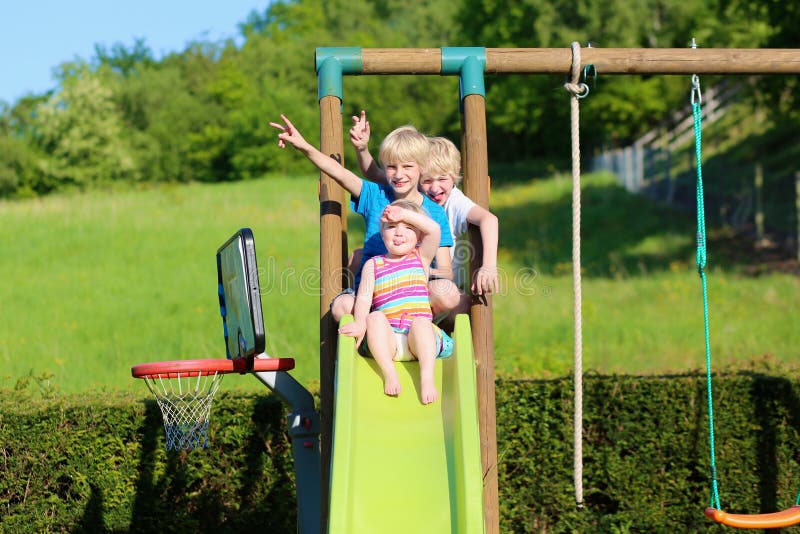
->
<box><xmin>216</xmin><ymin>228</ymin><xmax>265</xmax><ymax>364</ymax></box>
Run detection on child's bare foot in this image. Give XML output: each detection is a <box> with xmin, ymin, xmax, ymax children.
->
<box><xmin>383</xmin><ymin>371</ymin><xmax>401</xmax><ymax>397</ymax></box>
<box><xmin>420</xmin><ymin>376</ymin><xmax>439</xmax><ymax>404</ymax></box>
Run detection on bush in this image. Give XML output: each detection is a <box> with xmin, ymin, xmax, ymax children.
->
<box><xmin>496</xmin><ymin>372</ymin><xmax>800</xmax><ymax>532</ymax></box>
<box><xmin>3</xmin><ymin>372</ymin><xmax>800</xmax><ymax>532</ymax></box>
<box><xmin>0</xmin><ymin>390</ymin><xmax>296</xmax><ymax>532</ymax></box>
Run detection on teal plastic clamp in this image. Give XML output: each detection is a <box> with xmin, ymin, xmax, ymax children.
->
<box><xmin>315</xmin><ymin>47</ymin><xmax>362</xmax><ymax>103</ymax></box>
<box><xmin>441</xmin><ymin>47</ymin><xmax>486</xmax><ymax>99</ymax></box>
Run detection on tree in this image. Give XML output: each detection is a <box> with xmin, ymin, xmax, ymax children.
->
<box><xmin>0</xmin><ymin>134</ymin><xmax>39</xmax><ymax>197</ymax></box>
<box><xmin>235</xmin><ymin>0</ymin><xmax>463</xmax><ymax>170</ymax></box>
<box><xmin>31</xmin><ymin>64</ymin><xmax>139</xmax><ymax>191</ymax></box>
<box><xmin>93</xmin><ymin>38</ymin><xmax>155</xmax><ymax>77</ymax></box>
<box><xmin>453</xmin><ymin>0</ymin><xmax>776</xmax><ymax>161</ymax></box>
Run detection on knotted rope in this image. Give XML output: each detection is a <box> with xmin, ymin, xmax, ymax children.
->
<box><xmin>564</xmin><ymin>41</ymin><xmax>587</xmax><ymax>509</ymax></box>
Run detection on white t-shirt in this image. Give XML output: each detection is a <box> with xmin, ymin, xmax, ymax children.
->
<box><xmin>443</xmin><ymin>187</ymin><xmax>476</xmax><ymax>288</ymax></box>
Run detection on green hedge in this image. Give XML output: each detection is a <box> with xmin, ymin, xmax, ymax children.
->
<box><xmin>3</xmin><ymin>373</ymin><xmax>800</xmax><ymax>532</ymax></box>
<box><xmin>0</xmin><ymin>390</ymin><xmax>296</xmax><ymax>533</ymax></box>
<box><xmin>496</xmin><ymin>373</ymin><xmax>800</xmax><ymax>532</ymax></box>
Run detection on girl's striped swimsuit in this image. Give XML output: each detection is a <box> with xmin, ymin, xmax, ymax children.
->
<box><xmin>370</xmin><ymin>252</ymin><xmax>452</xmax><ymax>357</ymax></box>
<box><xmin>371</xmin><ymin>252</ymin><xmax>432</xmax><ymax>332</ymax></box>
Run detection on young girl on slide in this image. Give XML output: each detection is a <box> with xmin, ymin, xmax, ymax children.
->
<box><xmin>338</xmin><ymin>200</ymin><xmax>453</xmax><ymax>404</ymax></box>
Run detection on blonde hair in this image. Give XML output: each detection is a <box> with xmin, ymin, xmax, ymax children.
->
<box><xmin>378</xmin><ymin>125</ymin><xmax>430</xmax><ymax>168</ymax></box>
<box><xmin>389</xmin><ymin>199</ymin><xmax>425</xmax><ymax>215</ymax></box>
<box><xmin>426</xmin><ymin>136</ymin><xmax>462</xmax><ymax>185</ymax></box>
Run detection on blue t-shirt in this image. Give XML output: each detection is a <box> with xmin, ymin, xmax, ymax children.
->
<box><xmin>351</xmin><ymin>181</ymin><xmax>453</xmax><ymax>285</ymax></box>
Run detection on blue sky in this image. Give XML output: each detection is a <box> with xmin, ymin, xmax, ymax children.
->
<box><xmin>1</xmin><ymin>0</ymin><xmax>271</xmax><ymax>105</ymax></box>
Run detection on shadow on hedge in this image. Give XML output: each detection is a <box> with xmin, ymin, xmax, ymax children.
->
<box><xmin>123</xmin><ymin>395</ymin><xmax>296</xmax><ymax>532</ymax></box>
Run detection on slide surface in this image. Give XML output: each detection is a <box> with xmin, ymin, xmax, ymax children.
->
<box><xmin>329</xmin><ymin>315</ymin><xmax>485</xmax><ymax>534</ymax></box>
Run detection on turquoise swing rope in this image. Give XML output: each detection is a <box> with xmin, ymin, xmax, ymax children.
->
<box><xmin>691</xmin><ymin>73</ymin><xmax>721</xmax><ymax>510</ymax></box>
<box><xmin>694</xmin><ymin>71</ymin><xmax>800</xmax><ymax>514</ymax></box>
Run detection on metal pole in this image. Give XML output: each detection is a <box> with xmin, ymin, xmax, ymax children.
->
<box><xmin>253</xmin><ymin>367</ymin><xmax>320</xmax><ymax>534</ymax></box>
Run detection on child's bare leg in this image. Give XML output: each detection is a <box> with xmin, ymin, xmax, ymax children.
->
<box><xmin>365</xmin><ymin>311</ymin><xmax>401</xmax><ymax>396</ymax></box>
<box><xmin>408</xmin><ymin>317</ymin><xmax>438</xmax><ymax>404</ymax></box>
<box><xmin>434</xmin><ymin>293</ymin><xmax>472</xmax><ymax>332</ymax></box>
<box><xmin>428</xmin><ymin>278</ymin><xmax>460</xmax><ymax>317</ymax></box>
<box><xmin>330</xmin><ymin>293</ymin><xmax>355</xmax><ymax>323</ymax></box>
<box><xmin>437</xmin><ymin>291</ymin><xmax>472</xmax><ymax>333</ymax></box>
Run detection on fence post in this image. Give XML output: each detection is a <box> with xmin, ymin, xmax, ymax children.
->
<box><xmin>795</xmin><ymin>171</ymin><xmax>800</xmax><ymax>261</ymax></box>
<box><xmin>624</xmin><ymin>146</ymin><xmax>634</xmax><ymax>191</ymax></box>
<box><xmin>662</xmin><ymin>128</ymin><xmax>674</xmax><ymax>204</ymax></box>
<box><xmin>754</xmin><ymin>162</ymin><xmax>765</xmax><ymax>244</ymax></box>
<box><xmin>635</xmin><ymin>142</ymin><xmax>645</xmax><ymax>192</ymax></box>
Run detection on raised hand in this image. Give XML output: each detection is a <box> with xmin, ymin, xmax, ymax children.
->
<box><xmin>349</xmin><ymin>110</ymin><xmax>371</xmax><ymax>152</ymax></box>
<box><xmin>269</xmin><ymin>114</ymin><xmax>310</xmax><ymax>151</ymax></box>
<box><xmin>380</xmin><ymin>204</ymin><xmax>406</xmax><ymax>224</ymax></box>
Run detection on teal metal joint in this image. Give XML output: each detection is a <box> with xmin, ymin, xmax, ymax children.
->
<box><xmin>315</xmin><ymin>47</ymin><xmax>362</xmax><ymax>103</ymax></box>
<box><xmin>441</xmin><ymin>47</ymin><xmax>486</xmax><ymax>100</ymax></box>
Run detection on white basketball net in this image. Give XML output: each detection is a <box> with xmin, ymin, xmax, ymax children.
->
<box><xmin>143</xmin><ymin>372</ymin><xmax>224</xmax><ymax>451</ymax></box>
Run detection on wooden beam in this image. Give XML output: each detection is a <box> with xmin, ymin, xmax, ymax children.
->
<box><xmin>357</xmin><ymin>48</ymin><xmax>800</xmax><ymax>75</ymax></box>
<box><xmin>361</xmin><ymin>48</ymin><xmax>441</xmax><ymax>74</ymax></box>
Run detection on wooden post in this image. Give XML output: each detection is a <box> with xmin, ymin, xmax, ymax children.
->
<box><xmin>318</xmin><ymin>95</ymin><xmax>345</xmax><ymax>534</ymax></box>
<box><xmin>461</xmin><ymin>93</ymin><xmax>499</xmax><ymax>534</ymax></box>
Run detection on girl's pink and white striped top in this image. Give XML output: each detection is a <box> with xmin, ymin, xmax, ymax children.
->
<box><xmin>370</xmin><ymin>252</ymin><xmax>432</xmax><ymax>333</ymax></box>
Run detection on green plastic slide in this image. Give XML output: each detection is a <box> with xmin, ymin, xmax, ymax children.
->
<box><xmin>329</xmin><ymin>314</ymin><xmax>485</xmax><ymax>533</ymax></box>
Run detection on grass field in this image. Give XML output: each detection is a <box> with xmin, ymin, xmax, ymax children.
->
<box><xmin>1</xmin><ymin>173</ymin><xmax>798</xmax><ymax>395</ymax></box>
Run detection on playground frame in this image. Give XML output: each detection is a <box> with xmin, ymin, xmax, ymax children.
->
<box><xmin>315</xmin><ymin>46</ymin><xmax>800</xmax><ymax>533</ymax></box>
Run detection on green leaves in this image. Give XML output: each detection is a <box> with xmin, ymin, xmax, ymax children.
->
<box><xmin>31</xmin><ymin>66</ymin><xmax>139</xmax><ymax>191</ymax></box>
<box><xmin>0</xmin><ymin>0</ymin><xmax>796</xmax><ymax>199</ymax></box>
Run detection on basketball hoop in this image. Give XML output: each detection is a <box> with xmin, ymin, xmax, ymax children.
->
<box><xmin>132</xmin><ymin>358</ymin><xmax>295</xmax><ymax>451</ymax></box>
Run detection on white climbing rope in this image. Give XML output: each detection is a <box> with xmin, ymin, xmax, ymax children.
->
<box><xmin>564</xmin><ymin>41</ymin><xmax>587</xmax><ymax>509</ymax></box>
